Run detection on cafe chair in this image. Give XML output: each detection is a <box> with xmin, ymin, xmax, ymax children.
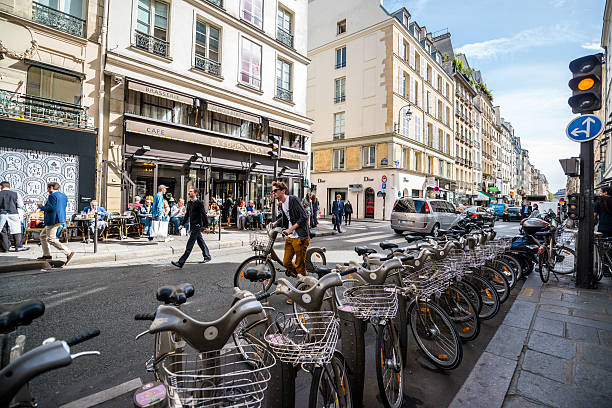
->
<box><xmin>63</xmin><ymin>213</ymin><xmax>87</xmax><ymax>243</ymax></box>
<box><xmin>24</xmin><ymin>211</ymin><xmax>44</xmax><ymax>245</ymax></box>
<box><xmin>123</xmin><ymin>211</ymin><xmax>142</xmax><ymax>237</ymax></box>
<box><xmin>104</xmin><ymin>212</ymin><xmax>122</xmax><ymax>240</ymax></box>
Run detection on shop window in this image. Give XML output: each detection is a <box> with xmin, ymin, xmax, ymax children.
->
<box><xmin>211</xmin><ymin>112</ymin><xmax>259</xmax><ymax>140</ymax></box>
<box><xmin>240</xmin><ymin>37</ymin><xmax>262</xmax><ymax>89</ymax></box>
<box><xmin>241</xmin><ymin>0</ymin><xmax>263</xmax><ymax>29</ymax></box>
<box><xmin>26</xmin><ymin>66</ymin><xmax>82</xmax><ymax>105</ymax></box>
<box><xmin>411</xmin><ymin>189</ymin><xmax>421</xmax><ymax>198</ymax></box>
<box><xmin>126</xmin><ymin>90</ymin><xmax>191</xmax><ymax>125</ymax></box>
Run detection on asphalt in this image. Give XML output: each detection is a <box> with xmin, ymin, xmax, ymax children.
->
<box><xmin>0</xmin><ymin>220</ymin><xmax>522</xmax><ymax>408</ymax></box>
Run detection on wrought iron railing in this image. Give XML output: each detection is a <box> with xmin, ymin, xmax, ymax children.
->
<box><xmin>0</xmin><ymin>90</ymin><xmax>94</xmax><ymax>130</ymax></box>
<box><xmin>205</xmin><ymin>0</ymin><xmax>223</xmax><ymax>7</ymax></box>
<box><xmin>276</xmin><ymin>86</ymin><xmax>293</xmax><ymax>102</ymax></box>
<box><xmin>32</xmin><ymin>1</ymin><xmax>86</xmax><ymax>37</ymax></box>
<box><xmin>334</xmin><ymin>95</ymin><xmax>346</xmax><ymax>103</ymax></box>
<box><xmin>194</xmin><ymin>54</ymin><xmax>221</xmax><ymax>76</ymax></box>
<box><xmin>133</xmin><ymin>31</ymin><xmax>169</xmax><ymax>58</ymax></box>
<box><xmin>335</xmin><ymin>61</ymin><xmax>346</xmax><ymax>69</ymax></box>
<box><xmin>333</xmin><ymin>132</ymin><xmax>345</xmax><ymax>140</ymax></box>
<box><xmin>277</xmin><ymin>27</ymin><xmax>294</xmax><ymax>48</ymax></box>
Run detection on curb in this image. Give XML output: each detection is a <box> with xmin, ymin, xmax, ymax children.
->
<box><xmin>0</xmin><ymin>229</ymin><xmax>337</xmax><ymax>273</ymax></box>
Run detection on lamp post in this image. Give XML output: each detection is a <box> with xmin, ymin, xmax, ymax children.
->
<box><xmin>395</xmin><ymin>103</ymin><xmax>412</xmax><ymax>134</ymax></box>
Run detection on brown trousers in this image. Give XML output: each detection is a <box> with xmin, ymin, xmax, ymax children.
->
<box><xmin>283</xmin><ymin>236</ymin><xmax>310</xmax><ymax>276</ymax></box>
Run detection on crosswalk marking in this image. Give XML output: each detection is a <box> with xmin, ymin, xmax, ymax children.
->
<box><xmin>345</xmin><ymin>233</ymin><xmax>398</xmax><ymax>243</ymax></box>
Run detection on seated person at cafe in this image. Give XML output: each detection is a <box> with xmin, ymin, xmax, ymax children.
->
<box><xmin>137</xmin><ymin>198</ymin><xmax>153</xmax><ymax>234</ymax></box>
<box><xmin>237</xmin><ymin>202</ymin><xmax>249</xmax><ymax>230</ymax></box>
<box><xmin>247</xmin><ymin>201</ymin><xmax>264</xmax><ymax>229</ymax></box>
<box><xmin>81</xmin><ymin>200</ymin><xmax>108</xmax><ymax>238</ymax></box>
<box><xmin>207</xmin><ymin>202</ymin><xmax>220</xmax><ymax>233</ymax></box>
<box><xmin>128</xmin><ymin>196</ymin><xmax>142</xmax><ymax>211</ymax></box>
<box><xmin>170</xmin><ymin>198</ymin><xmax>187</xmax><ymax>234</ymax></box>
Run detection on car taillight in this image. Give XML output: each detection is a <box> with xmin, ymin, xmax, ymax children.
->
<box><xmin>503</xmin><ymin>212</ymin><xmax>508</xmax><ymax>215</ymax></box>
<box><xmin>471</xmin><ymin>214</ymin><xmax>478</xmax><ymax>218</ymax></box>
<box><xmin>424</xmin><ymin>202</ymin><xmax>431</xmax><ymax>214</ymax></box>
<box><xmin>393</xmin><ymin>201</ymin><xmax>397</xmax><ymax>210</ymax></box>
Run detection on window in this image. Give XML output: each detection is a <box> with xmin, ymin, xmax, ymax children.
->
<box><xmin>402</xmin><ymin>41</ymin><xmax>408</xmax><ymax>60</ymax></box>
<box><xmin>399</xmin><ymin>71</ymin><xmax>407</xmax><ymax>98</ymax></box>
<box><xmin>363</xmin><ymin>145</ymin><xmax>375</xmax><ymax>167</ymax></box>
<box><xmin>334</xmin><ymin>77</ymin><xmax>346</xmax><ymax>103</ymax></box>
<box><xmin>333</xmin><ymin>112</ymin><xmax>345</xmax><ymax>139</ymax></box>
<box><xmin>26</xmin><ymin>66</ymin><xmax>82</xmax><ymax>105</ymax></box>
<box><xmin>333</xmin><ymin>149</ymin><xmax>345</xmax><ymax>170</ymax></box>
<box><xmin>426</xmin><ymin>65</ymin><xmax>431</xmax><ymax>82</ymax></box>
<box><xmin>337</xmin><ymin>19</ymin><xmax>346</xmax><ymax>35</ymax></box>
<box><xmin>194</xmin><ymin>21</ymin><xmax>220</xmax><ymax>76</ymax></box>
<box><xmin>37</xmin><ymin>0</ymin><xmax>83</xmax><ymax>17</ymax></box>
<box><xmin>277</xmin><ymin>7</ymin><xmax>293</xmax><ymax>47</ymax></box>
<box><xmin>439</xmin><ymin>160</ymin><xmax>443</xmax><ymax>176</ymax></box>
<box><xmin>413</xmin><ymin>80</ymin><xmax>419</xmax><ymax>106</ymax></box>
<box><xmin>414</xmin><ymin>115</ymin><xmax>421</xmax><ymax>142</ymax></box>
<box><xmin>241</xmin><ymin>0</ymin><xmax>263</xmax><ymax>29</ymax></box>
<box><xmin>276</xmin><ymin>59</ymin><xmax>292</xmax><ymax>101</ymax></box>
<box><xmin>135</xmin><ymin>0</ymin><xmax>169</xmax><ymax>57</ymax></box>
<box><xmin>402</xmin><ymin>106</ymin><xmax>410</xmax><ymax>137</ymax></box>
<box><xmin>401</xmin><ymin>149</ymin><xmax>407</xmax><ymax>168</ymax></box>
<box><xmin>335</xmin><ymin>47</ymin><xmax>346</xmax><ymax>68</ymax></box>
<box><xmin>240</xmin><ymin>37</ymin><xmax>261</xmax><ymax>89</ymax></box>
<box><xmin>212</xmin><ymin>112</ymin><xmax>260</xmax><ymax>140</ymax></box>
<box><xmin>32</xmin><ymin>0</ymin><xmax>85</xmax><ymax>36</ymax></box>
<box><xmin>413</xmin><ymin>152</ymin><xmax>420</xmax><ymax>171</ymax></box>
<box><xmin>126</xmin><ymin>89</ymin><xmax>192</xmax><ymax>126</ymax></box>
<box><xmin>411</xmin><ymin>189</ymin><xmax>421</xmax><ymax>198</ymax></box>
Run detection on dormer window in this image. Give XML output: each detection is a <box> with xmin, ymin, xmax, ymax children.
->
<box><xmin>402</xmin><ymin>13</ymin><xmax>409</xmax><ymax>26</ymax></box>
<box><xmin>337</xmin><ymin>19</ymin><xmax>346</xmax><ymax>35</ymax></box>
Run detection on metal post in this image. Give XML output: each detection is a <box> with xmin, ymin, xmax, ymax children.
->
<box><xmin>576</xmin><ymin>140</ymin><xmax>594</xmax><ymax>288</ymax></box>
<box><xmin>272</xmin><ymin>159</ymin><xmax>278</xmax><ymax>219</ymax></box>
<box><xmin>382</xmin><ymin>192</ymin><xmax>386</xmax><ymax>220</ymax></box>
<box><xmin>93</xmin><ymin>214</ymin><xmax>98</xmax><ymax>254</ymax></box>
<box><xmin>338</xmin><ymin>309</ymin><xmax>366</xmax><ymax>407</ymax></box>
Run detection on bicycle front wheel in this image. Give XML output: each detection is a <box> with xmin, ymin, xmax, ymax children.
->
<box><xmin>408</xmin><ymin>300</ymin><xmax>463</xmax><ymax>370</ymax></box>
<box><xmin>438</xmin><ymin>286</ymin><xmax>480</xmax><ymax>342</ymax></box>
<box><xmin>552</xmin><ymin>246</ymin><xmax>575</xmax><ymax>275</ymax></box>
<box><xmin>234</xmin><ymin>255</ymin><xmax>275</xmax><ymax>295</ymax></box>
<box><xmin>376</xmin><ymin>322</ymin><xmax>403</xmax><ymax>408</ymax></box>
<box><xmin>309</xmin><ymin>351</ymin><xmax>353</xmax><ymax>408</ymax></box>
<box><xmin>539</xmin><ymin>249</ymin><xmax>550</xmax><ymax>283</ymax></box>
<box><xmin>594</xmin><ymin>245</ymin><xmax>604</xmax><ymax>282</ymax></box>
<box><xmin>464</xmin><ymin>274</ymin><xmax>500</xmax><ymax>320</ymax></box>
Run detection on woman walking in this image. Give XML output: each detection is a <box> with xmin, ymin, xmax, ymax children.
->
<box><xmin>311</xmin><ymin>194</ymin><xmax>319</xmax><ymax>228</ymax></box>
<box><xmin>302</xmin><ymin>193</ymin><xmax>312</xmax><ymax>229</ymax></box>
<box><xmin>344</xmin><ymin>200</ymin><xmax>353</xmax><ymax>225</ymax></box>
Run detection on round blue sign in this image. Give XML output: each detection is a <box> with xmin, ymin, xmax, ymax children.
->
<box><xmin>566</xmin><ymin>114</ymin><xmax>603</xmax><ymax>143</ymax></box>
<box><xmin>434</xmin><ymin>186</ymin><xmax>439</xmax><ymax>192</ymax></box>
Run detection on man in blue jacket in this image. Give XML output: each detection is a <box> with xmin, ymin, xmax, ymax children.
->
<box><xmin>82</xmin><ymin>200</ymin><xmax>109</xmax><ymax>239</ymax></box>
<box><xmin>37</xmin><ymin>182</ymin><xmax>75</xmax><ymax>265</ymax></box>
<box><xmin>150</xmin><ymin>185</ymin><xmax>167</xmax><ymax>241</ymax></box>
<box><xmin>332</xmin><ymin>193</ymin><xmax>344</xmax><ymax>233</ymax></box>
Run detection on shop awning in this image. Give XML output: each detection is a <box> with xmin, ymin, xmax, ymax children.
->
<box><xmin>268</xmin><ymin>120</ymin><xmax>311</xmax><ymax>138</ymax></box>
<box><xmin>476</xmin><ymin>191</ymin><xmax>494</xmax><ymax>201</ymax></box>
<box><xmin>128</xmin><ymin>81</ymin><xmax>193</xmax><ymax>105</ymax></box>
<box><xmin>207</xmin><ymin>103</ymin><xmax>260</xmax><ymax>123</ymax></box>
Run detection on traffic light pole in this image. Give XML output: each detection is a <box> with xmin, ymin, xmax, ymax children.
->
<box><xmin>576</xmin><ymin>139</ymin><xmax>594</xmax><ymax>288</ymax></box>
<box><xmin>272</xmin><ymin>158</ymin><xmax>278</xmax><ymax>219</ymax></box>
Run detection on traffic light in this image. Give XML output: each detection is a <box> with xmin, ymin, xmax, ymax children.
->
<box><xmin>268</xmin><ymin>135</ymin><xmax>280</xmax><ymax>159</ymax></box>
<box><xmin>567</xmin><ymin>193</ymin><xmax>582</xmax><ymax>220</ymax></box>
<box><xmin>568</xmin><ymin>53</ymin><xmax>603</xmax><ymax>114</ymax></box>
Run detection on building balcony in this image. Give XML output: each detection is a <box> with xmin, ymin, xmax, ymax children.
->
<box><xmin>333</xmin><ymin>132</ymin><xmax>344</xmax><ymax>140</ymax></box>
<box><xmin>32</xmin><ymin>1</ymin><xmax>86</xmax><ymax>38</ymax></box>
<box><xmin>276</xmin><ymin>26</ymin><xmax>294</xmax><ymax>48</ymax></box>
<box><xmin>0</xmin><ymin>90</ymin><xmax>94</xmax><ymax>130</ymax></box>
<box><xmin>133</xmin><ymin>31</ymin><xmax>169</xmax><ymax>58</ymax></box>
<box><xmin>334</xmin><ymin>95</ymin><xmax>346</xmax><ymax>103</ymax></box>
<box><xmin>204</xmin><ymin>0</ymin><xmax>223</xmax><ymax>7</ymax></box>
<box><xmin>193</xmin><ymin>54</ymin><xmax>220</xmax><ymax>76</ymax></box>
<box><xmin>335</xmin><ymin>62</ymin><xmax>346</xmax><ymax>69</ymax></box>
<box><xmin>275</xmin><ymin>86</ymin><xmax>293</xmax><ymax>102</ymax></box>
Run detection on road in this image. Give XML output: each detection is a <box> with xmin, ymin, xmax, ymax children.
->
<box><xmin>0</xmin><ymin>220</ymin><xmax>521</xmax><ymax>408</ymax></box>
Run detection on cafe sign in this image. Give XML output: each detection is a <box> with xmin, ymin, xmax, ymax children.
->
<box><xmin>128</xmin><ymin>82</ymin><xmax>193</xmax><ymax>105</ymax></box>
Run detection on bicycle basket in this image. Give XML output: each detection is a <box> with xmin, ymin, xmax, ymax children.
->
<box><xmin>160</xmin><ymin>343</ymin><xmax>275</xmax><ymax>408</ymax></box>
<box><xmin>341</xmin><ymin>285</ymin><xmax>398</xmax><ymax>320</ymax></box>
<box><xmin>250</xmin><ymin>231</ymin><xmax>272</xmax><ymax>252</ymax></box>
<box><xmin>556</xmin><ymin>229</ymin><xmax>576</xmax><ymax>247</ymax></box>
<box><xmin>264</xmin><ymin>311</ymin><xmax>338</xmax><ymax>365</ymax></box>
<box><xmin>402</xmin><ymin>268</ymin><xmax>448</xmax><ymax>298</ymax></box>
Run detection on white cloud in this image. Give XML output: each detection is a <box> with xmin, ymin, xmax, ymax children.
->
<box><xmin>457</xmin><ymin>25</ymin><xmax>576</xmax><ymax>59</ymax></box>
<box><xmin>582</xmin><ymin>42</ymin><xmax>603</xmax><ymax>51</ymax></box>
<box><xmin>550</xmin><ymin>0</ymin><xmax>566</xmax><ymax>7</ymax></box>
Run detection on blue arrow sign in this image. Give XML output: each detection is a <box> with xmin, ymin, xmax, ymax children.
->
<box><xmin>382</xmin><ymin>183</ymin><xmax>386</xmax><ymax>190</ymax></box>
<box><xmin>566</xmin><ymin>114</ymin><xmax>603</xmax><ymax>143</ymax></box>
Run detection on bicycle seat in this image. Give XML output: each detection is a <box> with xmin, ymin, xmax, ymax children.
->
<box><xmin>156</xmin><ymin>283</ymin><xmax>195</xmax><ymax>305</ymax></box>
<box><xmin>404</xmin><ymin>235</ymin><xmax>422</xmax><ymax>242</ymax></box>
<box><xmin>313</xmin><ymin>266</ymin><xmax>334</xmax><ymax>278</ymax></box>
<box><xmin>0</xmin><ymin>300</ymin><xmax>45</xmax><ymax>334</ymax></box>
<box><xmin>244</xmin><ymin>266</ymin><xmax>272</xmax><ymax>282</ymax></box>
<box><xmin>355</xmin><ymin>246</ymin><xmax>377</xmax><ymax>256</ymax></box>
<box><xmin>379</xmin><ymin>241</ymin><xmax>398</xmax><ymax>250</ymax></box>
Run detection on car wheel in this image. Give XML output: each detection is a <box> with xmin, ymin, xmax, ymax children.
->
<box><xmin>431</xmin><ymin>223</ymin><xmax>440</xmax><ymax>237</ymax></box>
<box><xmin>393</xmin><ymin>229</ymin><xmax>403</xmax><ymax>235</ymax></box>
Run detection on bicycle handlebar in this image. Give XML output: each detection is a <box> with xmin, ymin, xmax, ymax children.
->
<box><xmin>339</xmin><ymin>267</ymin><xmax>357</xmax><ymax>276</ymax></box>
<box><xmin>256</xmin><ymin>292</ymin><xmax>272</xmax><ymax>301</ymax></box>
<box><xmin>134</xmin><ymin>313</ymin><xmax>156</xmax><ymax>321</ymax></box>
<box><xmin>66</xmin><ymin>329</ymin><xmax>100</xmax><ymax>347</ymax></box>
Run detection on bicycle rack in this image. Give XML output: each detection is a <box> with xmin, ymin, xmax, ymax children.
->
<box><xmin>266</xmin><ymin>361</ymin><xmax>297</xmax><ymax>408</ymax></box>
<box><xmin>338</xmin><ymin>308</ymin><xmax>366</xmax><ymax>408</ymax></box>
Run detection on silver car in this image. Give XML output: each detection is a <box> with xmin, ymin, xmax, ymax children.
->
<box><xmin>390</xmin><ymin>198</ymin><xmax>459</xmax><ymax>237</ymax></box>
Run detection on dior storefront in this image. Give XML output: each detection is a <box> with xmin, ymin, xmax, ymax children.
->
<box><xmin>119</xmin><ymin>80</ymin><xmax>309</xmax><ymax>211</ymax></box>
<box><xmin>0</xmin><ymin>118</ymin><xmax>96</xmax><ymax>213</ymax></box>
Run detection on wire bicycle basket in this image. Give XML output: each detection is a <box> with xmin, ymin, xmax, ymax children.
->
<box><xmin>249</xmin><ymin>231</ymin><xmax>273</xmax><ymax>253</ymax></box>
<box><xmin>264</xmin><ymin>311</ymin><xmax>338</xmax><ymax>366</ymax></box>
<box><xmin>160</xmin><ymin>343</ymin><xmax>275</xmax><ymax>408</ymax></box>
<box><xmin>341</xmin><ymin>284</ymin><xmax>399</xmax><ymax>320</ymax></box>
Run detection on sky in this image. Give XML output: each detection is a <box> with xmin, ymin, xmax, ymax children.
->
<box><xmin>384</xmin><ymin>0</ymin><xmax>605</xmax><ymax>192</ymax></box>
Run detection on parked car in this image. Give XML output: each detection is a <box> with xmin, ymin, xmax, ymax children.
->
<box><xmin>390</xmin><ymin>198</ymin><xmax>459</xmax><ymax>237</ymax></box>
<box><xmin>503</xmin><ymin>206</ymin><xmax>522</xmax><ymax>222</ymax></box>
<box><xmin>463</xmin><ymin>206</ymin><xmax>495</xmax><ymax>227</ymax></box>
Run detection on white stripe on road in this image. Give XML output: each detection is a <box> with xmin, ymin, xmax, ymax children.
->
<box><xmin>60</xmin><ymin>377</ymin><xmax>143</xmax><ymax>408</ymax></box>
<box><xmin>46</xmin><ymin>287</ymin><xmax>108</xmax><ymax>309</ymax></box>
<box><xmin>319</xmin><ymin>230</ymin><xmax>391</xmax><ymax>241</ymax></box>
<box><xmin>43</xmin><ymin>290</ymin><xmax>77</xmax><ymax>301</ymax></box>
<box><xmin>345</xmin><ymin>233</ymin><xmax>398</xmax><ymax>243</ymax></box>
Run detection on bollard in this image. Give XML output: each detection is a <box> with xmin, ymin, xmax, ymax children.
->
<box><xmin>338</xmin><ymin>308</ymin><xmax>366</xmax><ymax>408</ymax></box>
<box><xmin>93</xmin><ymin>215</ymin><xmax>98</xmax><ymax>253</ymax></box>
<box><xmin>265</xmin><ymin>361</ymin><xmax>297</xmax><ymax>408</ymax></box>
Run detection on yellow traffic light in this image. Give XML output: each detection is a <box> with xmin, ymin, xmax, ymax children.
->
<box><xmin>578</xmin><ymin>77</ymin><xmax>594</xmax><ymax>91</ymax></box>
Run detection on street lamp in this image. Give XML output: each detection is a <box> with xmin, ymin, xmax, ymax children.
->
<box><xmin>395</xmin><ymin>103</ymin><xmax>412</xmax><ymax>134</ymax></box>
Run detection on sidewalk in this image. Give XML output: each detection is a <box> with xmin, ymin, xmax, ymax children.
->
<box><xmin>450</xmin><ymin>272</ymin><xmax>612</xmax><ymax>408</ymax></box>
<box><xmin>0</xmin><ymin>220</ymin><xmax>340</xmax><ymax>273</ymax></box>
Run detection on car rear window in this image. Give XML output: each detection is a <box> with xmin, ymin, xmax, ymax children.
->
<box><xmin>394</xmin><ymin>199</ymin><xmax>416</xmax><ymax>213</ymax></box>
<box><xmin>508</xmin><ymin>208</ymin><xmax>520</xmax><ymax>213</ymax></box>
<box><xmin>414</xmin><ymin>200</ymin><xmax>427</xmax><ymax>213</ymax></box>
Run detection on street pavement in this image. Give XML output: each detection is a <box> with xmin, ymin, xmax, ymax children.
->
<box><xmin>1</xmin><ymin>221</ymin><xmax>526</xmax><ymax>407</ymax></box>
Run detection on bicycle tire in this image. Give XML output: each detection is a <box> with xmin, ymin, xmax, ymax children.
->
<box><xmin>491</xmin><ymin>258</ymin><xmax>517</xmax><ymax>290</ymax></box>
<box><xmin>464</xmin><ymin>274</ymin><xmax>500</xmax><ymax>320</ymax></box>
<box><xmin>500</xmin><ymin>254</ymin><xmax>523</xmax><ymax>282</ymax></box>
<box><xmin>481</xmin><ymin>265</ymin><xmax>510</xmax><ymax>304</ymax></box>
<box><xmin>437</xmin><ymin>286</ymin><xmax>480</xmax><ymax>342</ymax></box>
<box><xmin>306</xmin><ymin>247</ymin><xmax>327</xmax><ymax>274</ymax></box>
<box><xmin>539</xmin><ymin>249</ymin><xmax>550</xmax><ymax>283</ymax></box>
<box><xmin>234</xmin><ymin>255</ymin><xmax>276</xmax><ymax>295</ymax></box>
<box><xmin>454</xmin><ymin>279</ymin><xmax>482</xmax><ymax>315</ymax></box>
<box><xmin>594</xmin><ymin>245</ymin><xmax>604</xmax><ymax>282</ymax></box>
<box><xmin>408</xmin><ymin>300</ymin><xmax>463</xmax><ymax>370</ymax></box>
<box><xmin>552</xmin><ymin>246</ymin><xmax>576</xmax><ymax>275</ymax></box>
<box><xmin>309</xmin><ymin>351</ymin><xmax>353</xmax><ymax>408</ymax></box>
<box><xmin>375</xmin><ymin>322</ymin><xmax>403</xmax><ymax>408</ymax></box>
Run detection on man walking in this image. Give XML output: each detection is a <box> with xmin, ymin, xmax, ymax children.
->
<box><xmin>37</xmin><ymin>182</ymin><xmax>75</xmax><ymax>265</ymax></box>
<box><xmin>171</xmin><ymin>188</ymin><xmax>211</xmax><ymax>268</ymax></box>
<box><xmin>521</xmin><ymin>201</ymin><xmax>532</xmax><ymax>219</ymax></box>
<box><xmin>0</xmin><ymin>181</ymin><xmax>29</xmax><ymax>252</ymax></box>
<box><xmin>271</xmin><ymin>181</ymin><xmax>310</xmax><ymax>277</ymax></box>
<box><xmin>332</xmin><ymin>194</ymin><xmax>344</xmax><ymax>233</ymax></box>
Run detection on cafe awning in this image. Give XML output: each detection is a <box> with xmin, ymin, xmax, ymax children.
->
<box><xmin>268</xmin><ymin>120</ymin><xmax>311</xmax><ymax>138</ymax></box>
<box><xmin>128</xmin><ymin>81</ymin><xmax>193</xmax><ymax>105</ymax></box>
<box><xmin>476</xmin><ymin>191</ymin><xmax>493</xmax><ymax>201</ymax></box>
<box><xmin>207</xmin><ymin>102</ymin><xmax>260</xmax><ymax>123</ymax></box>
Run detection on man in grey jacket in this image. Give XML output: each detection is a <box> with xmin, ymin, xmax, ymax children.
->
<box><xmin>0</xmin><ymin>181</ymin><xmax>28</xmax><ymax>252</ymax></box>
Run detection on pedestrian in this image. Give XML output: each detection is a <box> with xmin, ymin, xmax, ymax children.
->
<box><xmin>311</xmin><ymin>194</ymin><xmax>319</xmax><ymax>228</ymax></box>
<box><xmin>595</xmin><ymin>186</ymin><xmax>612</xmax><ymax>236</ymax></box>
<box><xmin>521</xmin><ymin>201</ymin><xmax>532</xmax><ymax>219</ymax></box>
<box><xmin>344</xmin><ymin>200</ymin><xmax>353</xmax><ymax>225</ymax></box>
<box><xmin>529</xmin><ymin>203</ymin><xmax>540</xmax><ymax>218</ymax></box>
<box><xmin>332</xmin><ymin>194</ymin><xmax>344</xmax><ymax>233</ymax></box>
<box><xmin>151</xmin><ymin>185</ymin><xmax>167</xmax><ymax>241</ymax></box>
<box><xmin>137</xmin><ymin>198</ymin><xmax>152</xmax><ymax>235</ymax></box>
<box><xmin>81</xmin><ymin>200</ymin><xmax>108</xmax><ymax>239</ymax></box>
<box><xmin>271</xmin><ymin>181</ymin><xmax>310</xmax><ymax>282</ymax></box>
<box><xmin>171</xmin><ymin>188</ymin><xmax>211</xmax><ymax>268</ymax></box>
<box><xmin>0</xmin><ymin>181</ymin><xmax>29</xmax><ymax>252</ymax></box>
<box><xmin>302</xmin><ymin>193</ymin><xmax>312</xmax><ymax>228</ymax></box>
<box><xmin>223</xmin><ymin>193</ymin><xmax>234</xmax><ymax>225</ymax></box>
<box><xmin>37</xmin><ymin>182</ymin><xmax>75</xmax><ymax>265</ymax></box>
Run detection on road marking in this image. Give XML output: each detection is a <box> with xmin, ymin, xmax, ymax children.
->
<box><xmin>46</xmin><ymin>287</ymin><xmax>108</xmax><ymax>309</ymax></box>
<box><xmin>60</xmin><ymin>377</ymin><xmax>143</xmax><ymax>408</ymax></box>
<box><xmin>345</xmin><ymin>233</ymin><xmax>397</xmax><ymax>243</ymax></box>
<box><xmin>43</xmin><ymin>290</ymin><xmax>77</xmax><ymax>301</ymax></box>
<box><xmin>521</xmin><ymin>288</ymin><xmax>534</xmax><ymax>297</ymax></box>
<box><xmin>320</xmin><ymin>230</ymin><xmax>391</xmax><ymax>240</ymax></box>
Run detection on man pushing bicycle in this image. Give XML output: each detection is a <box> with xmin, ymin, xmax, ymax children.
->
<box><xmin>270</xmin><ymin>180</ymin><xmax>310</xmax><ymax>277</ymax></box>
